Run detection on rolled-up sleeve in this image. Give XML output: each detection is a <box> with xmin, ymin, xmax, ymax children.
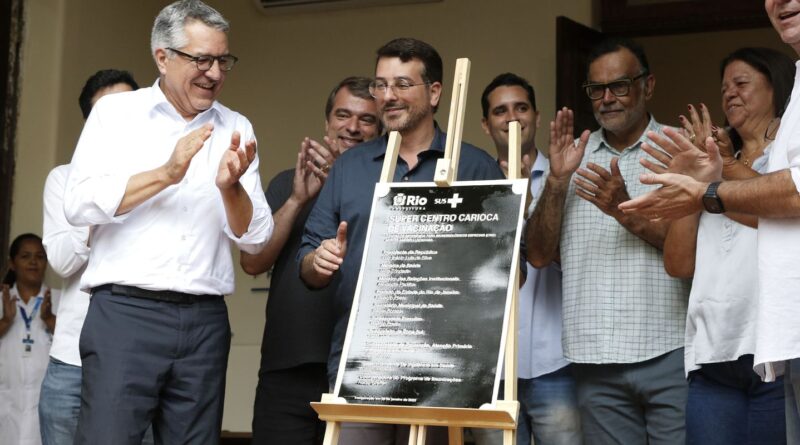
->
<box><xmin>63</xmin><ymin>100</ymin><xmax>133</xmax><ymax>227</ymax></box>
<box><xmin>222</xmin><ymin>122</ymin><xmax>273</xmax><ymax>254</ymax></box>
<box><xmin>43</xmin><ymin>166</ymin><xmax>90</xmax><ymax>278</ymax></box>
<box><xmin>225</xmin><ymin>151</ymin><xmax>273</xmax><ymax>254</ymax></box>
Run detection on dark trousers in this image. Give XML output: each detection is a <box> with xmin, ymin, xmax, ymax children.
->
<box><xmin>572</xmin><ymin>348</ymin><xmax>688</xmax><ymax>445</ymax></box>
<box><xmin>251</xmin><ymin>363</ymin><xmax>329</xmax><ymax>445</ymax></box>
<box><xmin>75</xmin><ymin>290</ymin><xmax>231</xmax><ymax>445</ymax></box>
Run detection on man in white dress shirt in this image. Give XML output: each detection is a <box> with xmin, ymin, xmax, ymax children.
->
<box><xmin>39</xmin><ymin>69</ymin><xmax>154</xmax><ymax>445</ymax></box>
<box><xmin>63</xmin><ymin>2</ymin><xmax>273</xmax><ymax>444</ymax></box>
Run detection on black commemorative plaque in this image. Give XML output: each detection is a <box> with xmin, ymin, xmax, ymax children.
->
<box><xmin>337</xmin><ymin>180</ymin><xmax>526</xmax><ymax>408</ymax></box>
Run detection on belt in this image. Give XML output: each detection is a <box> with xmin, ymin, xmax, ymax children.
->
<box><xmin>93</xmin><ymin>284</ymin><xmax>223</xmax><ymax>304</ymax></box>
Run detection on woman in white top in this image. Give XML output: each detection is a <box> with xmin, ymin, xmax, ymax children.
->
<box><xmin>0</xmin><ymin>233</ymin><xmax>58</xmax><ymax>445</ymax></box>
<box><xmin>660</xmin><ymin>47</ymin><xmax>794</xmax><ymax>445</ymax></box>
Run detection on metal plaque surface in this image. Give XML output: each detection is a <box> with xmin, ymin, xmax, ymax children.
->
<box><xmin>337</xmin><ymin>180</ymin><xmax>526</xmax><ymax>408</ymax></box>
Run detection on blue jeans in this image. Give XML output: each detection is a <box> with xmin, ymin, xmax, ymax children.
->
<box><xmin>687</xmin><ymin>355</ymin><xmax>785</xmax><ymax>445</ymax></box>
<box><xmin>39</xmin><ymin>357</ymin><xmax>154</xmax><ymax>445</ymax></box>
<box><xmin>39</xmin><ymin>358</ymin><xmax>82</xmax><ymax>445</ymax></box>
<box><xmin>786</xmin><ymin>358</ymin><xmax>800</xmax><ymax>444</ymax></box>
<box><xmin>472</xmin><ymin>366</ymin><xmax>582</xmax><ymax>445</ymax></box>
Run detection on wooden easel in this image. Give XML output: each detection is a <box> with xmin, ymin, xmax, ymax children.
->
<box><xmin>312</xmin><ymin>58</ymin><xmax>522</xmax><ymax>445</ymax></box>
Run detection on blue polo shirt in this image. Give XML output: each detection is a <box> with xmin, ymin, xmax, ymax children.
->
<box><xmin>298</xmin><ymin>126</ymin><xmax>505</xmax><ymax>380</ymax></box>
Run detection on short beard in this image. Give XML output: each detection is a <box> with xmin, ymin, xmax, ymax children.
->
<box><xmin>594</xmin><ymin>103</ymin><xmax>647</xmax><ymax>137</ymax></box>
<box><xmin>382</xmin><ymin>95</ymin><xmax>432</xmax><ymax>133</ymax></box>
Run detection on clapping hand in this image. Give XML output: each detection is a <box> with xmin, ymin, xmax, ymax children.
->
<box><xmin>640</xmin><ymin>127</ymin><xmax>722</xmax><ymax>183</ymax></box>
<box><xmin>164</xmin><ymin>124</ymin><xmax>214</xmax><ymax>184</ymax></box>
<box><xmin>303</xmin><ymin>136</ymin><xmax>342</xmax><ymax>180</ymax></box>
<box><xmin>574</xmin><ymin>158</ymin><xmax>629</xmax><ymax>218</ymax></box>
<box><xmin>290</xmin><ymin>141</ymin><xmax>324</xmax><ymax>205</ymax></box>
<box><xmin>216</xmin><ymin>131</ymin><xmax>257</xmax><ymax>190</ymax></box>
<box><xmin>678</xmin><ymin>103</ymin><xmax>714</xmax><ymax>151</ymax></box>
<box><xmin>548</xmin><ymin>108</ymin><xmax>590</xmax><ymax>181</ymax></box>
<box><xmin>1</xmin><ymin>284</ymin><xmax>15</xmax><ymax>324</ymax></box>
<box><xmin>41</xmin><ymin>289</ymin><xmax>54</xmax><ymax>322</ymax></box>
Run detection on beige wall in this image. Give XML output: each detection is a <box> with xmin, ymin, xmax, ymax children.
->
<box><xmin>13</xmin><ymin>0</ymin><xmax>799</xmax><ymax>435</ymax></box>
<box><xmin>640</xmin><ymin>28</ymin><xmax>793</xmax><ymax>130</ymax></box>
<box><xmin>12</xmin><ymin>0</ymin><xmax>594</xmax><ymax>433</ymax></box>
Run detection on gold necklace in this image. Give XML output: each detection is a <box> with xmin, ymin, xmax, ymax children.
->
<box><xmin>740</xmin><ymin>147</ymin><xmax>765</xmax><ymax>167</ymax></box>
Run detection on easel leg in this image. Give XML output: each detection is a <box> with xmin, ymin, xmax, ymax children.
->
<box><xmin>409</xmin><ymin>425</ymin><xmax>418</xmax><ymax>445</ymax></box>
<box><xmin>448</xmin><ymin>426</ymin><xmax>464</xmax><ymax>445</ymax></box>
<box><xmin>417</xmin><ymin>425</ymin><xmax>427</xmax><ymax>444</ymax></box>
<box><xmin>503</xmin><ymin>429</ymin><xmax>515</xmax><ymax>445</ymax></box>
<box><xmin>323</xmin><ymin>421</ymin><xmax>341</xmax><ymax>445</ymax></box>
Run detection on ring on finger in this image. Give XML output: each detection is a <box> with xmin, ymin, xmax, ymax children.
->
<box><xmin>689</xmin><ymin>133</ymin><xmax>696</xmax><ymax>143</ymax></box>
<box><xmin>321</xmin><ymin>163</ymin><xmax>331</xmax><ymax>173</ymax></box>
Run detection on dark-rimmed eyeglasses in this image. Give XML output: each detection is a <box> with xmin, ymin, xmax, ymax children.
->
<box><xmin>582</xmin><ymin>71</ymin><xmax>648</xmax><ymax>100</ymax></box>
<box><xmin>167</xmin><ymin>48</ymin><xmax>238</xmax><ymax>72</ymax></box>
<box><xmin>368</xmin><ymin>80</ymin><xmax>430</xmax><ymax>98</ymax></box>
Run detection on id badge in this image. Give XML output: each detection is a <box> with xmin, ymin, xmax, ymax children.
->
<box><xmin>22</xmin><ymin>335</ymin><xmax>33</xmax><ymax>358</ymax></box>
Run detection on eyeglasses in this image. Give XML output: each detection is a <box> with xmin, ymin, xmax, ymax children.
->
<box><xmin>369</xmin><ymin>79</ymin><xmax>430</xmax><ymax>98</ymax></box>
<box><xmin>167</xmin><ymin>48</ymin><xmax>238</xmax><ymax>72</ymax></box>
<box><xmin>765</xmin><ymin>117</ymin><xmax>781</xmax><ymax>141</ymax></box>
<box><xmin>582</xmin><ymin>72</ymin><xmax>648</xmax><ymax>100</ymax></box>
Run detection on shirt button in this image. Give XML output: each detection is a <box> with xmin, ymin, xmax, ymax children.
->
<box><xmin>182</xmin><ymin>206</ymin><xmax>188</xmax><ymax>212</ymax></box>
<box><xmin>403</xmin><ymin>176</ymin><xmax>409</xmax><ymax>181</ymax></box>
<box><xmin>181</xmin><ymin>235</ymin><xmax>186</xmax><ymax>241</ymax></box>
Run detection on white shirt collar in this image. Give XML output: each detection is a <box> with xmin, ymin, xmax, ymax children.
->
<box><xmin>149</xmin><ymin>78</ymin><xmax>226</xmax><ymax>126</ymax></box>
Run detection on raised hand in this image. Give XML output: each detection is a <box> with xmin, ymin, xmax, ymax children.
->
<box><xmin>303</xmin><ymin>136</ymin><xmax>341</xmax><ymax>180</ymax></box>
<box><xmin>1</xmin><ymin>284</ymin><xmax>15</xmax><ymax>323</ymax></box>
<box><xmin>216</xmin><ymin>131</ymin><xmax>257</xmax><ymax>190</ymax></box>
<box><xmin>710</xmin><ymin>126</ymin><xmax>737</xmax><ymax>169</ymax></box>
<box><xmin>313</xmin><ymin>222</ymin><xmax>348</xmax><ymax>277</ymax></box>
<box><xmin>678</xmin><ymin>103</ymin><xmax>714</xmax><ymax>151</ymax></box>
<box><xmin>41</xmin><ymin>288</ymin><xmax>54</xmax><ymax>322</ymax></box>
<box><xmin>548</xmin><ymin>107</ymin><xmax>590</xmax><ymax>180</ymax></box>
<box><xmin>640</xmin><ymin>127</ymin><xmax>722</xmax><ymax>183</ymax></box>
<box><xmin>618</xmin><ymin>172</ymin><xmax>706</xmax><ymax>221</ymax></box>
<box><xmin>164</xmin><ymin>123</ymin><xmax>213</xmax><ymax>184</ymax></box>
<box><xmin>290</xmin><ymin>142</ymin><xmax>323</xmax><ymax>204</ymax></box>
<box><xmin>574</xmin><ymin>158</ymin><xmax>629</xmax><ymax>217</ymax></box>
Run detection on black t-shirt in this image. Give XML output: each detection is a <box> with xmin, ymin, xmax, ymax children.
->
<box><xmin>259</xmin><ymin>169</ymin><xmax>337</xmax><ymax>372</ymax></box>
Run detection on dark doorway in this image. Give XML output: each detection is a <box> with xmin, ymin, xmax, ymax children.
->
<box><xmin>556</xmin><ymin>16</ymin><xmax>605</xmax><ymax>136</ymax></box>
<box><xmin>0</xmin><ymin>0</ymin><xmax>24</xmax><ymax>273</ymax></box>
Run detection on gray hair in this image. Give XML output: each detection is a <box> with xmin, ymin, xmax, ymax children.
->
<box><xmin>150</xmin><ymin>0</ymin><xmax>229</xmax><ymax>57</ymax></box>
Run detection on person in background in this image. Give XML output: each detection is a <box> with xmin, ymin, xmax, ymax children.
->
<box><xmin>471</xmin><ymin>72</ymin><xmax>581</xmax><ymax>445</ymax></box>
<box><xmin>616</xmin><ymin>2</ymin><xmax>800</xmax><ymax>438</ymax></box>
<box><xmin>641</xmin><ymin>47</ymin><xmax>794</xmax><ymax>445</ymax></box>
<box><xmin>39</xmin><ymin>68</ymin><xmax>153</xmax><ymax>445</ymax></box>
<box><xmin>526</xmin><ymin>37</ymin><xmax>690</xmax><ymax>444</ymax></box>
<box><xmin>243</xmin><ymin>76</ymin><xmax>381</xmax><ymax>445</ymax></box>
<box><xmin>0</xmin><ymin>233</ymin><xmax>58</xmax><ymax>445</ymax></box>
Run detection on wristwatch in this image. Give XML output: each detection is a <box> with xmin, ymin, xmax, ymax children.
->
<box><xmin>702</xmin><ymin>181</ymin><xmax>725</xmax><ymax>214</ymax></box>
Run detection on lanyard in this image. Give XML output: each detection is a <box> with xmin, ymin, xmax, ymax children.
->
<box><xmin>18</xmin><ymin>297</ymin><xmax>43</xmax><ymax>333</ymax></box>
